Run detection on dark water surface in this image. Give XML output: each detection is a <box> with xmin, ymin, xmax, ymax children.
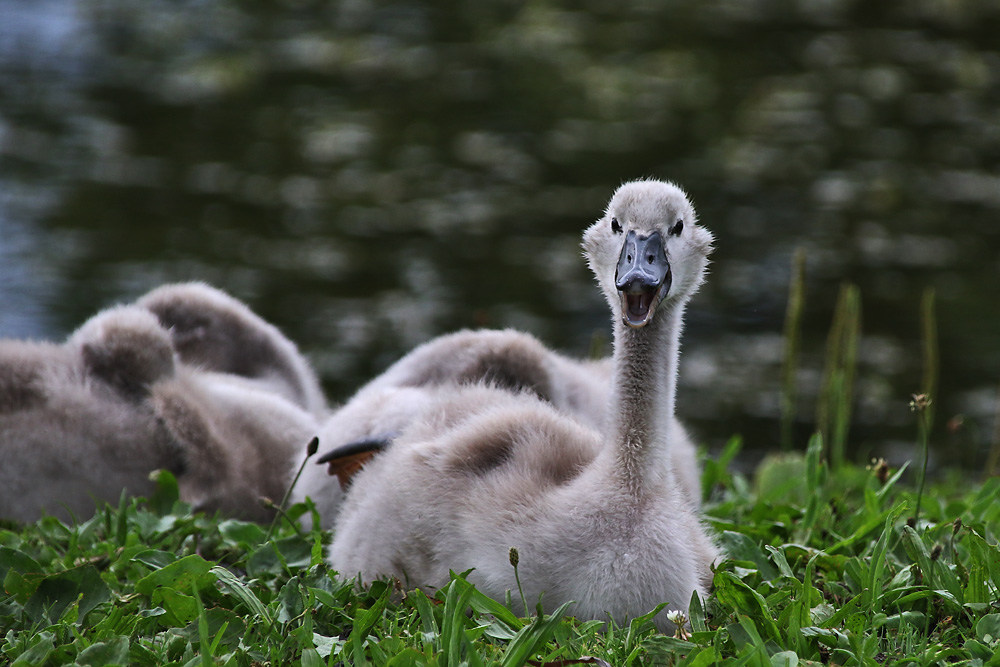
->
<box><xmin>2</xmin><ymin>0</ymin><xmax>998</xmax><ymax>467</ymax></box>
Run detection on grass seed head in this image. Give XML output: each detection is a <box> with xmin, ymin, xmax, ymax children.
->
<box><xmin>910</xmin><ymin>393</ymin><xmax>931</xmax><ymax>412</ymax></box>
<box><xmin>868</xmin><ymin>457</ymin><xmax>890</xmax><ymax>484</ymax></box>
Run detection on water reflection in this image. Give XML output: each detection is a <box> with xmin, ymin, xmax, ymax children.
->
<box><xmin>1</xmin><ymin>0</ymin><xmax>998</xmax><ymax>466</ymax></box>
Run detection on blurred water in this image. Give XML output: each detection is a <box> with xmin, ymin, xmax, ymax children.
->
<box><xmin>1</xmin><ymin>0</ymin><xmax>998</xmax><ymax>466</ymax></box>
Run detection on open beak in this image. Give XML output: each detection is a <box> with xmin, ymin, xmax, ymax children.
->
<box><xmin>614</xmin><ymin>230</ymin><xmax>671</xmax><ymax>328</ymax></box>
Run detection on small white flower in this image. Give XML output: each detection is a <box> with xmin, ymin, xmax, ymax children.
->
<box><xmin>665</xmin><ymin>609</ymin><xmax>688</xmax><ymax>626</ymax></box>
<box><xmin>666</xmin><ymin>609</ymin><xmax>690</xmax><ymax>639</ymax></box>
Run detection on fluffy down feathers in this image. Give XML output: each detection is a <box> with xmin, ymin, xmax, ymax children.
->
<box><xmin>0</xmin><ymin>283</ymin><xmax>321</xmax><ymax>523</ymax></box>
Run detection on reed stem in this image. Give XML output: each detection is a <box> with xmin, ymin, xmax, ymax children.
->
<box><xmin>780</xmin><ymin>248</ymin><xmax>806</xmax><ymax>450</ymax></box>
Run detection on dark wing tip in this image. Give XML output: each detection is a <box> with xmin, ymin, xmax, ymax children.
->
<box><xmin>315</xmin><ymin>435</ymin><xmax>393</xmax><ymax>464</ymax></box>
<box><xmin>316</xmin><ymin>435</ymin><xmax>394</xmax><ymax>491</ymax></box>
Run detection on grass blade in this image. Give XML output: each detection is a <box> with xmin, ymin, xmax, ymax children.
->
<box><xmin>349</xmin><ymin>581</ymin><xmax>392</xmax><ymax>665</ymax></box>
<box><xmin>714</xmin><ymin>572</ymin><xmax>780</xmax><ymax>643</ymax></box>
<box><xmin>867</xmin><ymin>503</ymin><xmax>907</xmax><ymax>614</ymax></box>
<box><xmin>439</xmin><ymin>576</ymin><xmax>477</xmax><ymax>667</ymax></box>
<box><xmin>817</xmin><ymin>283</ymin><xmax>860</xmax><ymax>468</ymax></box>
<box><xmin>211</xmin><ymin>565</ymin><xmax>272</xmax><ymax>622</ymax></box>
<box><xmin>797</xmin><ymin>432</ymin><xmax>826</xmax><ymax>543</ymax></box>
<box><xmin>501</xmin><ymin>601</ymin><xmax>574</xmax><ymax>667</ymax></box>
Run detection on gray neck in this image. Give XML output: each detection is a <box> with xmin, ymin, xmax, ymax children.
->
<box><xmin>606</xmin><ymin>301</ymin><xmax>684</xmax><ymax>495</ymax></box>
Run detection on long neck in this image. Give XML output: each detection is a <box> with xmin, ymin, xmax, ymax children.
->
<box><xmin>605</xmin><ymin>301</ymin><xmax>684</xmax><ymax>495</ymax></box>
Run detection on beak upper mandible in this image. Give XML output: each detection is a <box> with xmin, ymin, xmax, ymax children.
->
<box><xmin>615</xmin><ymin>230</ymin><xmax>670</xmax><ymax>294</ymax></box>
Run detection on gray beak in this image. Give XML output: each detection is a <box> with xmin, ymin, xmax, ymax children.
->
<box><xmin>614</xmin><ymin>230</ymin><xmax>671</xmax><ymax>328</ymax></box>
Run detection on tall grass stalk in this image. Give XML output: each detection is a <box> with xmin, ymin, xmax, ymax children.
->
<box><xmin>816</xmin><ymin>283</ymin><xmax>861</xmax><ymax>468</ymax></box>
<box><xmin>920</xmin><ymin>288</ymin><xmax>938</xmax><ymax>432</ymax></box>
<box><xmin>509</xmin><ymin>547</ymin><xmax>529</xmax><ymax>615</ymax></box>
<box><xmin>987</xmin><ymin>381</ymin><xmax>1000</xmax><ymax>477</ymax></box>
<box><xmin>910</xmin><ymin>394</ymin><xmax>932</xmax><ymax>526</ymax></box>
<box><xmin>780</xmin><ymin>248</ymin><xmax>806</xmax><ymax>451</ymax></box>
<box><xmin>267</xmin><ymin>436</ymin><xmax>318</xmax><ymax>539</ymax></box>
<box><xmin>910</xmin><ymin>288</ymin><xmax>937</xmax><ymax>525</ymax></box>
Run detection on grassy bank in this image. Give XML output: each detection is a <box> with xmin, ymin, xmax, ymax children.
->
<box><xmin>2</xmin><ymin>430</ymin><xmax>999</xmax><ymax>666</ymax></box>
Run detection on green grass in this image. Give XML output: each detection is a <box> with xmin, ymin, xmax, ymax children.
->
<box><xmin>3</xmin><ymin>433</ymin><xmax>1000</xmax><ymax>666</ymax></box>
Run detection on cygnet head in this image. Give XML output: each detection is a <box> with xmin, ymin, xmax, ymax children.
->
<box><xmin>583</xmin><ymin>179</ymin><xmax>714</xmax><ymax>328</ymax></box>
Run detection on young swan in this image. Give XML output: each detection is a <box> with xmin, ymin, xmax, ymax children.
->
<box><xmin>327</xmin><ymin>180</ymin><xmax>717</xmax><ymax>629</ymax></box>
<box><xmin>0</xmin><ymin>288</ymin><xmax>320</xmax><ymax>524</ymax></box>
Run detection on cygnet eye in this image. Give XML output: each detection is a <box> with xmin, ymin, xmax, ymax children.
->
<box><xmin>611</xmin><ymin>217</ymin><xmax>622</xmax><ymax>234</ymax></box>
<box><xmin>670</xmin><ymin>220</ymin><xmax>684</xmax><ymax>236</ymax></box>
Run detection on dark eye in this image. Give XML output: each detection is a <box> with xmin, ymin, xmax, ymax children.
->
<box><xmin>611</xmin><ymin>217</ymin><xmax>622</xmax><ymax>234</ymax></box>
<box><xmin>670</xmin><ymin>220</ymin><xmax>683</xmax><ymax>236</ymax></box>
